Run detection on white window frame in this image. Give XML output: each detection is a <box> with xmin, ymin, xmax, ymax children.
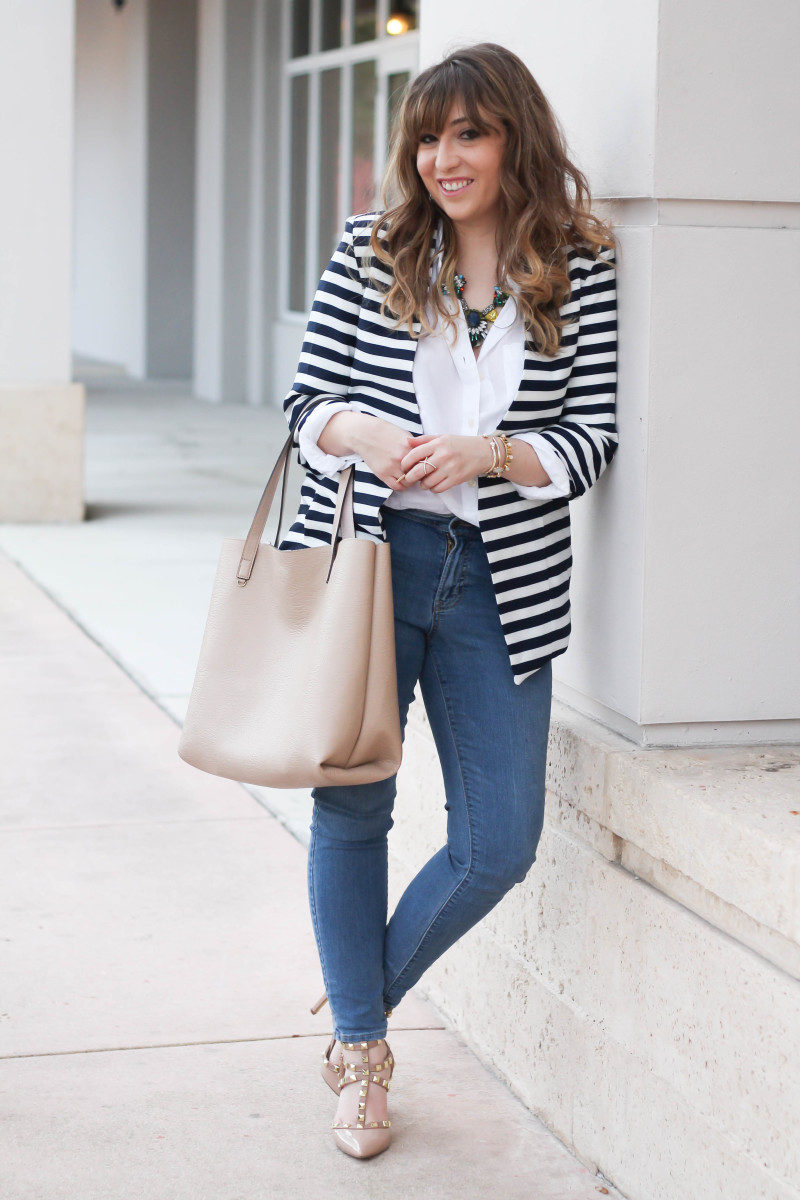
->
<box><xmin>279</xmin><ymin>0</ymin><xmax>419</xmax><ymax>317</ymax></box>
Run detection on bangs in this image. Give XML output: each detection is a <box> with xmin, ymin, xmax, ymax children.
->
<box><xmin>403</xmin><ymin>63</ymin><xmax>500</xmax><ymax>142</ymax></box>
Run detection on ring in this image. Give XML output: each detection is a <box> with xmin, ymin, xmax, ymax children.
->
<box><xmin>422</xmin><ymin>457</ymin><xmax>433</xmax><ymax>475</ymax></box>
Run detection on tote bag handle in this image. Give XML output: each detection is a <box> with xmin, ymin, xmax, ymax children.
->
<box><xmin>236</xmin><ymin>431</ymin><xmax>357</xmax><ymax>588</ymax></box>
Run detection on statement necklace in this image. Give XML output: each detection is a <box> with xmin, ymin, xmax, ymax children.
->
<box><xmin>443</xmin><ymin>273</ymin><xmax>510</xmax><ymax>347</ymax></box>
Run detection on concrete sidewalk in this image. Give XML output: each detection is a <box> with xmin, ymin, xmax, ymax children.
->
<box><xmin>0</xmin><ymin>376</ymin><xmax>620</xmax><ymax>1198</ymax></box>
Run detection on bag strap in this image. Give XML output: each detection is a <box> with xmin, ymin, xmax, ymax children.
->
<box><xmin>236</xmin><ymin>431</ymin><xmax>357</xmax><ymax>586</ymax></box>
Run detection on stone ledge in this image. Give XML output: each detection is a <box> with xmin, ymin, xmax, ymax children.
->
<box><xmin>405</xmin><ymin>694</ymin><xmax>800</xmax><ymax>977</ymax></box>
<box><xmin>547</xmin><ymin>700</ymin><xmax>800</xmax><ymax>977</ymax></box>
<box><xmin>392</xmin><ymin>692</ymin><xmax>800</xmax><ymax>1200</ymax></box>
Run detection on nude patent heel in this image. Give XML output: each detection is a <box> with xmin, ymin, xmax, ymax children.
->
<box><xmin>310</xmin><ymin>991</ymin><xmax>394</xmax><ymax>1098</ymax></box>
<box><xmin>321</xmin><ymin>1033</ymin><xmax>342</xmax><ymax>1095</ymax></box>
<box><xmin>331</xmin><ymin>1037</ymin><xmax>394</xmax><ymax>1159</ymax></box>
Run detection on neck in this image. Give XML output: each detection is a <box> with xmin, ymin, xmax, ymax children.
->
<box><xmin>451</xmin><ymin>211</ymin><xmax>501</xmax><ymax>277</ymax></box>
<box><xmin>453</xmin><ymin>214</ymin><xmax>498</xmax><ymax>254</ymax></box>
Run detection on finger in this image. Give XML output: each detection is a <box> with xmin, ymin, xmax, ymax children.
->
<box><xmin>400</xmin><ymin>449</ymin><xmax>436</xmax><ymax>472</ymax></box>
<box><xmin>418</xmin><ymin>466</ymin><xmax>441</xmax><ymax>488</ymax></box>
<box><xmin>424</xmin><ymin>468</ymin><xmax>455</xmax><ymax>487</ymax></box>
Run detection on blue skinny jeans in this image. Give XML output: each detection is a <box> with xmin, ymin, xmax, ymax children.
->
<box><xmin>308</xmin><ymin>505</ymin><xmax>553</xmax><ymax>1042</ymax></box>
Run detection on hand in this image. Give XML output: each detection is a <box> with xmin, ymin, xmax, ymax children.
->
<box><xmin>347</xmin><ymin>414</ymin><xmax>419</xmax><ymax>492</ymax></box>
<box><xmin>396</xmin><ymin>433</ymin><xmax>493</xmax><ymax>492</ymax></box>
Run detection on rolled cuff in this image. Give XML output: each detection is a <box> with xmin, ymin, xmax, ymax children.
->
<box><xmin>298</xmin><ymin>400</ymin><xmax>361</xmax><ymax>476</ymax></box>
<box><xmin>508</xmin><ymin>432</ymin><xmax>572</xmax><ymax>500</ymax></box>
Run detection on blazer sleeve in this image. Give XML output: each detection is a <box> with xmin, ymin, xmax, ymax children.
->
<box><xmin>534</xmin><ymin>246</ymin><xmax>619</xmax><ymax>500</ymax></box>
<box><xmin>282</xmin><ymin>216</ymin><xmax>365</xmax><ymax>471</ymax></box>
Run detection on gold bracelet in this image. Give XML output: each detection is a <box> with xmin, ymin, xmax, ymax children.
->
<box><xmin>494</xmin><ymin>432</ymin><xmax>514</xmax><ymax>476</ymax></box>
<box><xmin>481</xmin><ymin>433</ymin><xmax>499</xmax><ymax>476</ymax></box>
<box><xmin>480</xmin><ymin>432</ymin><xmax>516</xmax><ymax>478</ymax></box>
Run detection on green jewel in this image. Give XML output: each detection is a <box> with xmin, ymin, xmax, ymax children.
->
<box><xmin>442</xmin><ymin>273</ymin><xmax>510</xmax><ymax>346</ymax></box>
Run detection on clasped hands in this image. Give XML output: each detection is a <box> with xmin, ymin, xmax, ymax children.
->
<box><xmin>392</xmin><ymin>432</ymin><xmax>493</xmax><ymax>493</ymax></box>
<box><xmin>327</xmin><ymin>412</ymin><xmax>500</xmax><ymax>493</ymax></box>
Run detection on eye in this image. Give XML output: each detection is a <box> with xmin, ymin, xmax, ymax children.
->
<box><xmin>459</xmin><ymin>128</ymin><xmax>480</xmax><ymax>139</ymax></box>
<box><xmin>419</xmin><ymin>133</ymin><xmax>437</xmax><ymax>144</ymax></box>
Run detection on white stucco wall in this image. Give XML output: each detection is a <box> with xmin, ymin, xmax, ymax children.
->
<box><xmin>419</xmin><ymin>0</ymin><xmax>800</xmax><ymax>742</ymax></box>
<box><xmin>73</xmin><ymin>0</ymin><xmax>148</xmax><ymax>377</ymax></box>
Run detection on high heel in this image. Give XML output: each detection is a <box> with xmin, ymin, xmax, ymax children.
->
<box><xmin>311</xmin><ymin>990</ymin><xmax>394</xmax><ymax>1098</ymax></box>
<box><xmin>331</xmin><ymin>1037</ymin><xmax>394</xmax><ymax>1159</ymax></box>
<box><xmin>321</xmin><ymin>1034</ymin><xmax>342</xmax><ymax>1095</ymax></box>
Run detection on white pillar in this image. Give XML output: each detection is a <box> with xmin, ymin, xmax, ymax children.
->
<box><xmin>73</xmin><ymin>0</ymin><xmax>148</xmax><ymax>378</ymax></box>
<box><xmin>421</xmin><ymin>0</ymin><xmax>800</xmax><ymax>746</ymax></box>
<box><xmin>194</xmin><ymin>0</ymin><xmax>226</xmax><ymax>401</ymax></box>
<box><xmin>195</xmin><ymin>0</ymin><xmax>273</xmax><ymax>404</ymax></box>
<box><xmin>0</xmin><ymin>0</ymin><xmax>84</xmax><ymax>521</ymax></box>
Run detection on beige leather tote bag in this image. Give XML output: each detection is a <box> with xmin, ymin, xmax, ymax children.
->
<box><xmin>178</xmin><ymin>431</ymin><xmax>402</xmax><ymax>788</ymax></box>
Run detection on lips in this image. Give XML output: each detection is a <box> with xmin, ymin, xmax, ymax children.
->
<box><xmin>438</xmin><ymin>178</ymin><xmax>474</xmax><ymax>194</ymax></box>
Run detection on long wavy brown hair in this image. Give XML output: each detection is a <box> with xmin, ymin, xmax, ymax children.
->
<box><xmin>368</xmin><ymin>42</ymin><xmax>616</xmax><ymax>356</ymax></box>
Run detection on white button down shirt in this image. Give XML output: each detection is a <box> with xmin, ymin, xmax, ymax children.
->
<box><xmin>298</xmin><ymin>239</ymin><xmax>571</xmax><ymax>523</ymax></box>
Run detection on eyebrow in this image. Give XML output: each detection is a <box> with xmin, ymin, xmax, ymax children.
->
<box><xmin>449</xmin><ymin>116</ymin><xmax>470</xmax><ymax>126</ymax></box>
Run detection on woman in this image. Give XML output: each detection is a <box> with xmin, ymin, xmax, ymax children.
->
<box><xmin>280</xmin><ymin>42</ymin><xmax>618</xmax><ymax>1159</ymax></box>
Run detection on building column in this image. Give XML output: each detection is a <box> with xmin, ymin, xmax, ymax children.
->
<box><xmin>194</xmin><ymin>0</ymin><xmax>279</xmax><ymax>405</ymax></box>
<box><xmin>0</xmin><ymin>0</ymin><xmax>84</xmax><ymax>521</ymax></box>
<box><xmin>420</xmin><ymin>0</ymin><xmax>799</xmax><ymax>748</ymax></box>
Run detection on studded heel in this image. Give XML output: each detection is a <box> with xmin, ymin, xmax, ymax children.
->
<box><xmin>321</xmin><ymin>1034</ymin><xmax>343</xmax><ymax>1095</ymax></box>
<box><xmin>310</xmin><ymin>991</ymin><xmax>394</xmax><ymax>1100</ymax></box>
<box><xmin>331</xmin><ymin>1037</ymin><xmax>394</xmax><ymax>1159</ymax></box>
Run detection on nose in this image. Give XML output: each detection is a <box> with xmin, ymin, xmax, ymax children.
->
<box><xmin>435</xmin><ymin>136</ymin><xmax>460</xmax><ymax>173</ymax></box>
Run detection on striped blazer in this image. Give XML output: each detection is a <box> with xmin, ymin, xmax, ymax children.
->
<box><xmin>280</xmin><ymin>211</ymin><xmax>619</xmax><ymax>686</ymax></box>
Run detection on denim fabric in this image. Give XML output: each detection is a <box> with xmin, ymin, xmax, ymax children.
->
<box><xmin>308</xmin><ymin>506</ymin><xmax>553</xmax><ymax>1042</ymax></box>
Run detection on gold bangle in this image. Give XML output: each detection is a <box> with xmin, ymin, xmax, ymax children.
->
<box><xmin>481</xmin><ymin>433</ymin><xmax>498</xmax><ymax>476</ymax></box>
<box><xmin>492</xmin><ymin>431</ymin><xmax>514</xmax><ymax>476</ymax></box>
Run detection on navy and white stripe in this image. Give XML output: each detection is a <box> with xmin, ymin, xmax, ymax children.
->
<box><xmin>281</xmin><ymin>211</ymin><xmax>618</xmax><ymax>685</ymax></box>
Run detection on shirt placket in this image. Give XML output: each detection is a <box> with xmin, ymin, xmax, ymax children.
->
<box><xmin>451</xmin><ymin>322</ymin><xmax>481</xmax><ymax>495</ymax></box>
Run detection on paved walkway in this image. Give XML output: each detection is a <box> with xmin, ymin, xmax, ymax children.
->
<box><xmin>0</xmin><ymin>373</ymin><xmax>619</xmax><ymax>1198</ymax></box>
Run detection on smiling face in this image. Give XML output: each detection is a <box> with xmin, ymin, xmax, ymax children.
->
<box><xmin>416</xmin><ymin>96</ymin><xmax>507</xmax><ymax>228</ymax></box>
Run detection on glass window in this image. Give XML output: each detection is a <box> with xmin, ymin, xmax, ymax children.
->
<box><xmin>386</xmin><ymin>2</ymin><xmax>418</xmax><ymax>36</ymax></box>
<box><xmin>289</xmin><ymin>74</ymin><xmax>309</xmax><ymax>311</ymax></box>
<box><xmin>353</xmin><ymin>0</ymin><xmax>377</xmax><ymax>44</ymax></box>
<box><xmin>282</xmin><ymin>0</ymin><xmax>417</xmax><ymax>312</ymax></box>
<box><xmin>318</xmin><ymin>68</ymin><xmax>341</xmax><ymax>278</ymax></box>
<box><xmin>320</xmin><ymin>0</ymin><xmax>343</xmax><ymax>51</ymax></box>
<box><xmin>291</xmin><ymin>0</ymin><xmax>310</xmax><ymax>58</ymax></box>
<box><xmin>351</xmin><ymin>59</ymin><xmax>377</xmax><ymax>214</ymax></box>
<box><xmin>387</xmin><ymin>70</ymin><xmax>410</xmax><ymax>137</ymax></box>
